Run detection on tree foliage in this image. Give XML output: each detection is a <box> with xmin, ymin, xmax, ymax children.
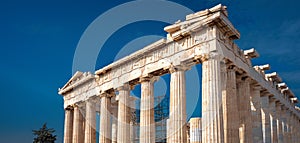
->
<box><xmin>32</xmin><ymin>123</ymin><xmax>56</xmax><ymax>143</ymax></box>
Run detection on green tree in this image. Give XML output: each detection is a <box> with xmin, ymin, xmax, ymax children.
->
<box><xmin>32</xmin><ymin>123</ymin><xmax>56</xmax><ymax>143</ymax></box>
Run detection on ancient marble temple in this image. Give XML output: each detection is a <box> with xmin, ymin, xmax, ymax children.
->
<box><xmin>58</xmin><ymin>4</ymin><xmax>300</xmax><ymax>143</ymax></box>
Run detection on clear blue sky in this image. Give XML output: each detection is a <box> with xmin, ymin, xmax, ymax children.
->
<box><xmin>1</xmin><ymin>0</ymin><xmax>300</xmax><ymax>142</ymax></box>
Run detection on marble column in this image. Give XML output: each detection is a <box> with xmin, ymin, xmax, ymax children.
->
<box><xmin>117</xmin><ymin>84</ymin><xmax>131</xmax><ymax>143</ymax></box>
<box><xmin>237</xmin><ymin>77</ymin><xmax>253</xmax><ymax>143</ymax></box>
<box><xmin>64</xmin><ymin>107</ymin><xmax>73</xmax><ymax>143</ymax></box>
<box><xmin>201</xmin><ymin>56</ymin><xmax>224</xmax><ymax>143</ymax></box>
<box><xmin>84</xmin><ymin>101</ymin><xmax>96</xmax><ymax>143</ymax></box>
<box><xmin>189</xmin><ymin>118</ymin><xmax>201</xmax><ymax>143</ymax></box>
<box><xmin>166</xmin><ymin>119</ymin><xmax>170</xmax><ymax>143</ymax></box>
<box><xmin>250</xmin><ymin>85</ymin><xmax>263</xmax><ymax>143</ymax></box>
<box><xmin>72</xmin><ymin>105</ymin><xmax>84</xmax><ymax>143</ymax></box>
<box><xmin>269</xmin><ymin>100</ymin><xmax>278</xmax><ymax>143</ymax></box>
<box><xmin>130</xmin><ymin>121</ymin><xmax>136</xmax><ymax>143</ymax></box>
<box><xmin>295</xmin><ymin>117</ymin><xmax>298</xmax><ymax>143</ymax></box>
<box><xmin>291</xmin><ymin>114</ymin><xmax>296</xmax><ymax>143</ymax></box>
<box><xmin>222</xmin><ymin>66</ymin><xmax>239</xmax><ymax>143</ymax></box>
<box><xmin>139</xmin><ymin>76</ymin><xmax>156</xmax><ymax>143</ymax></box>
<box><xmin>129</xmin><ymin>96</ymin><xmax>137</xmax><ymax>143</ymax></box>
<box><xmin>100</xmin><ymin>94</ymin><xmax>112</xmax><ymax>143</ymax></box>
<box><xmin>276</xmin><ymin>104</ymin><xmax>283</xmax><ymax>143</ymax></box>
<box><xmin>296</xmin><ymin>118</ymin><xmax>300</xmax><ymax>143</ymax></box>
<box><xmin>111</xmin><ymin>105</ymin><xmax>118</xmax><ymax>143</ymax></box>
<box><xmin>260</xmin><ymin>96</ymin><xmax>271</xmax><ymax>143</ymax></box>
<box><xmin>168</xmin><ymin>67</ymin><xmax>187</xmax><ymax>143</ymax></box>
<box><xmin>286</xmin><ymin>112</ymin><xmax>292</xmax><ymax>143</ymax></box>
<box><xmin>281</xmin><ymin>108</ymin><xmax>288</xmax><ymax>143</ymax></box>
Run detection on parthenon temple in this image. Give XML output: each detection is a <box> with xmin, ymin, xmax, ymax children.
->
<box><xmin>58</xmin><ymin>4</ymin><xmax>300</xmax><ymax>143</ymax></box>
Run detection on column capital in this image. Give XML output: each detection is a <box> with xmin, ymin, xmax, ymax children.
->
<box><xmin>85</xmin><ymin>98</ymin><xmax>98</xmax><ymax>106</ymax></box>
<box><xmin>200</xmin><ymin>51</ymin><xmax>221</xmax><ymax>62</ymax></box>
<box><xmin>226</xmin><ymin>64</ymin><xmax>238</xmax><ymax>71</ymax></box>
<box><xmin>139</xmin><ymin>75</ymin><xmax>159</xmax><ymax>83</ymax></box>
<box><xmin>224</xmin><ymin>64</ymin><xmax>242</xmax><ymax>75</ymax></box>
<box><xmin>236</xmin><ymin>75</ymin><xmax>251</xmax><ymax>83</ymax></box>
<box><xmin>116</xmin><ymin>83</ymin><xmax>131</xmax><ymax>91</ymax></box>
<box><xmin>74</xmin><ymin>101</ymin><xmax>86</xmax><ymax>108</ymax></box>
<box><xmin>65</xmin><ymin>105</ymin><xmax>74</xmax><ymax>110</ymax></box>
<box><xmin>99</xmin><ymin>90</ymin><xmax>114</xmax><ymax>98</ymax></box>
<box><xmin>168</xmin><ymin>65</ymin><xmax>190</xmax><ymax>73</ymax></box>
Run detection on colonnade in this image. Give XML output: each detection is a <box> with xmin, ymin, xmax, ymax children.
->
<box><xmin>62</xmin><ymin>66</ymin><xmax>191</xmax><ymax>143</ymax></box>
<box><xmin>187</xmin><ymin>63</ymin><xmax>300</xmax><ymax>143</ymax></box>
<box><xmin>59</xmin><ymin>4</ymin><xmax>300</xmax><ymax>143</ymax></box>
<box><xmin>219</xmin><ymin>64</ymin><xmax>300</xmax><ymax>143</ymax></box>
<box><xmin>63</xmin><ymin>57</ymin><xmax>300</xmax><ymax>143</ymax></box>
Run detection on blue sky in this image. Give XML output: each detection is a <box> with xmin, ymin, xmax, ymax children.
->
<box><xmin>1</xmin><ymin>0</ymin><xmax>300</xmax><ymax>142</ymax></box>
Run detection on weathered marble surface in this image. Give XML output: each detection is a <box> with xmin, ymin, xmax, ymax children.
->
<box><xmin>59</xmin><ymin>4</ymin><xmax>300</xmax><ymax>143</ymax></box>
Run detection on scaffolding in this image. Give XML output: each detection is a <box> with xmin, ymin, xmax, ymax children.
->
<box><xmin>134</xmin><ymin>95</ymin><xmax>169</xmax><ymax>143</ymax></box>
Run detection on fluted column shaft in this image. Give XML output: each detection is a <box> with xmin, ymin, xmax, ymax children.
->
<box><xmin>64</xmin><ymin>108</ymin><xmax>73</xmax><ymax>143</ymax></box>
<box><xmin>250</xmin><ymin>86</ymin><xmax>263</xmax><ymax>143</ymax></box>
<box><xmin>111</xmin><ymin>106</ymin><xmax>118</xmax><ymax>143</ymax></box>
<box><xmin>222</xmin><ymin>67</ymin><xmax>239</xmax><ymax>143</ymax></box>
<box><xmin>269</xmin><ymin>101</ymin><xmax>278</xmax><ymax>143</ymax></box>
<box><xmin>189</xmin><ymin>118</ymin><xmax>201</xmax><ymax>143</ymax></box>
<box><xmin>100</xmin><ymin>95</ymin><xmax>112</xmax><ymax>143</ymax></box>
<box><xmin>201</xmin><ymin>57</ymin><xmax>224</xmax><ymax>143</ymax></box>
<box><xmin>85</xmin><ymin>101</ymin><xmax>96</xmax><ymax>143</ymax></box>
<box><xmin>117</xmin><ymin>85</ymin><xmax>131</xmax><ymax>143</ymax></box>
<box><xmin>276</xmin><ymin>104</ymin><xmax>283</xmax><ymax>143</ymax></box>
<box><xmin>296</xmin><ymin>116</ymin><xmax>300</xmax><ymax>143</ymax></box>
<box><xmin>129</xmin><ymin>97</ymin><xmax>137</xmax><ymax>143</ymax></box>
<box><xmin>281</xmin><ymin>109</ymin><xmax>288</xmax><ymax>143</ymax></box>
<box><xmin>140</xmin><ymin>77</ymin><xmax>155</xmax><ymax>143</ymax></box>
<box><xmin>237</xmin><ymin>78</ymin><xmax>253</xmax><ymax>143</ymax></box>
<box><xmin>166</xmin><ymin>119</ymin><xmax>170</xmax><ymax>143</ymax></box>
<box><xmin>130</xmin><ymin>121</ymin><xmax>136</xmax><ymax>143</ymax></box>
<box><xmin>291</xmin><ymin>114</ymin><xmax>296</xmax><ymax>143</ymax></box>
<box><xmin>72</xmin><ymin>105</ymin><xmax>84</xmax><ymax>143</ymax></box>
<box><xmin>168</xmin><ymin>68</ymin><xmax>187</xmax><ymax>143</ymax></box>
<box><xmin>286</xmin><ymin>112</ymin><xmax>292</xmax><ymax>143</ymax></box>
<box><xmin>261</xmin><ymin>96</ymin><xmax>271</xmax><ymax>143</ymax></box>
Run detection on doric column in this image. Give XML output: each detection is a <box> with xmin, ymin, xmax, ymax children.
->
<box><xmin>111</xmin><ymin>104</ymin><xmax>118</xmax><ymax>143</ymax></box>
<box><xmin>84</xmin><ymin>100</ymin><xmax>96</xmax><ymax>143</ymax></box>
<box><xmin>269</xmin><ymin>100</ymin><xmax>278</xmax><ymax>143</ymax></box>
<box><xmin>222</xmin><ymin>66</ymin><xmax>239</xmax><ymax>143</ymax></box>
<box><xmin>129</xmin><ymin>96</ymin><xmax>137</xmax><ymax>143</ymax></box>
<box><xmin>276</xmin><ymin>104</ymin><xmax>284</xmax><ymax>143</ymax></box>
<box><xmin>72</xmin><ymin>105</ymin><xmax>84</xmax><ymax>143</ymax></box>
<box><xmin>286</xmin><ymin>111</ymin><xmax>292</xmax><ymax>143</ymax></box>
<box><xmin>189</xmin><ymin>117</ymin><xmax>201</xmax><ymax>143</ymax></box>
<box><xmin>201</xmin><ymin>55</ymin><xmax>224</xmax><ymax>143</ymax></box>
<box><xmin>64</xmin><ymin>107</ymin><xmax>73</xmax><ymax>143</ymax></box>
<box><xmin>260</xmin><ymin>95</ymin><xmax>271</xmax><ymax>143</ymax></box>
<box><xmin>130</xmin><ymin>121</ymin><xmax>136</xmax><ymax>143</ymax></box>
<box><xmin>291</xmin><ymin>114</ymin><xmax>296</xmax><ymax>143</ymax></box>
<box><xmin>168</xmin><ymin>66</ymin><xmax>187</xmax><ymax>143</ymax></box>
<box><xmin>139</xmin><ymin>76</ymin><xmax>156</xmax><ymax>143</ymax></box>
<box><xmin>117</xmin><ymin>84</ymin><xmax>131</xmax><ymax>143</ymax></box>
<box><xmin>294</xmin><ymin>115</ymin><xmax>299</xmax><ymax>143</ymax></box>
<box><xmin>100</xmin><ymin>93</ymin><xmax>112</xmax><ymax>143</ymax></box>
<box><xmin>294</xmin><ymin>115</ymin><xmax>298</xmax><ymax>142</ymax></box>
<box><xmin>281</xmin><ymin>108</ymin><xmax>288</xmax><ymax>143</ymax></box>
<box><xmin>250</xmin><ymin>85</ymin><xmax>263</xmax><ymax>143</ymax></box>
<box><xmin>296</xmin><ymin>117</ymin><xmax>300</xmax><ymax>143</ymax></box>
<box><xmin>237</xmin><ymin>77</ymin><xmax>253</xmax><ymax>143</ymax></box>
<box><xmin>166</xmin><ymin>119</ymin><xmax>170</xmax><ymax>143</ymax></box>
